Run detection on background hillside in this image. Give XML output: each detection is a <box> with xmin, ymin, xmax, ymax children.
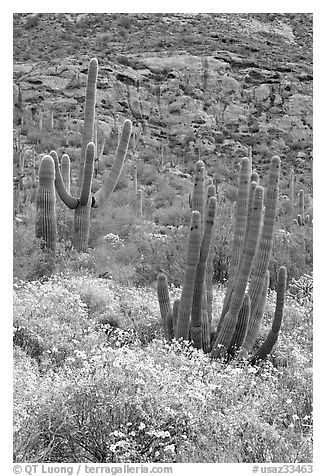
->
<box><xmin>13</xmin><ymin>12</ymin><xmax>313</xmax><ymax>190</ymax></box>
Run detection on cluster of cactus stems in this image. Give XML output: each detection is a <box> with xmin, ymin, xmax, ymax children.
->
<box><xmin>36</xmin><ymin>58</ymin><xmax>132</xmax><ymax>251</ymax></box>
<box><xmin>157</xmin><ymin>156</ymin><xmax>287</xmax><ymax>363</ymax></box>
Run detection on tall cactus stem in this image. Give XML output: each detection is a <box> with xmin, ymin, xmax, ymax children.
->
<box><xmin>191</xmin><ymin>196</ymin><xmax>217</xmax><ymax>348</ymax></box>
<box><xmin>77</xmin><ymin>58</ymin><xmax>98</xmax><ymax>193</ymax></box>
<box><xmin>175</xmin><ymin>211</ymin><xmax>201</xmax><ymax>340</ymax></box>
<box><xmin>216</xmin><ymin>157</ymin><xmax>251</xmax><ymax>333</ymax></box>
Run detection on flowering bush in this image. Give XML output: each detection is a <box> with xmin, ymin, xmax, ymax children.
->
<box><xmin>14</xmin><ymin>334</ymin><xmax>312</xmax><ymax>463</ymax></box>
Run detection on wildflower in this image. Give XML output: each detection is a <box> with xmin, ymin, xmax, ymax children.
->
<box><xmin>164</xmin><ymin>444</ymin><xmax>175</xmax><ymax>453</ymax></box>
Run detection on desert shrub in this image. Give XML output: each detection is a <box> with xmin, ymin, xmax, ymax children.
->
<box><xmin>13</xmin><ymin>274</ymin><xmax>94</xmax><ymax>368</ymax></box>
<box><xmin>130</xmin><ymin>226</ymin><xmax>188</xmax><ymax>286</ymax></box>
<box><xmin>26</xmin><ymin>129</ymin><xmax>62</xmax><ymax>152</ymax></box>
<box><xmin>152</xmin><ymin>203</ymin><xmax>190</xmax><ymax>227</ymax></box>
<box><xmin>89</xmin><ymin>203</ymin><xmax>137</xmax><ymax>245</ymax></box>
<box><xmin>13</xmin><ymin>225</ymin><xmax>56</xmax><ymax>281</ymax></box>
<box><xmin>136</xmin><ymin>162</ymin><xmax>162</xmax><ymax>186</ymax></box>
<box><xmin>270</xmin><ymin>226</ymin><xmax>313</xmax><ymax>289</ymax></box>
<box><xmin>14</xmin><ymin>335</ymin><xmax>312</xmax><ymax>463</ymax></box>
<box><xmin>152</xmin><ymin>184</ymin><xmax>178</xmax><ymax>208</ymax></box>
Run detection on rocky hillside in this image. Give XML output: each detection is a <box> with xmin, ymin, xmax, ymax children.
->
<box><xmin>13</xmin><ymin>13</ymin><xmax>313</xmax><ymax>190</ymax></box>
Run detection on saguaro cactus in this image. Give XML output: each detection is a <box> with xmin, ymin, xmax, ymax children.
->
<box><xmin>35</xmin><ymin>155</ymin><xmax>57</xmax><ymax>251</ymax></box>
<box><xmin>51</xmin><ymin>58</ymin><xmax>132</xmax><ymax>251</ymax></box>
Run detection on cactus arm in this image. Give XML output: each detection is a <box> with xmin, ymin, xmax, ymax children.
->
<box><xmin>211</xmin><ymin>185</ymin><xmax>264</xmax><ymax>358</ymax></box>
<box><xmin>251</xmin><ymin>170</ymin><xmax>259</xmax><ymax>183</ymax></box>
<box><xmin>175</xmin><ymin>211</ymin><xmax>201</xmax><ymax>340</ymax></box>
<box><xmin>80</xmin><ymin>142</ymin><xmax>95</xmax><ymax>206</ymax></box>
<box><xmin>219</xmin><ymin>158</ymin><xmax>250</xmax><ymax>320</ymax></box>
<box><xmin>35</xmin><ymin>155</ymin><xmax>57</xmax><ymax>251</ymax></box>
<box><xmin>251</xmin><ymin>267</ymin><xmax>287</xmax><ymax>363</ymax></box>
<box><xmin>50</xmin><ymin>150</ymin><xmax>79</xmax><ymax>209</ymax></box>
<box><xmin>93</xmin><ymin>119</ymin><xmax>132</xmax><ymax>208</ymax></box>
<box><xmin>77</xmin><ymin>58</ymin><xmax>98</xmax><ymax>194</ymax></box>
<box><xmin>191</xmin><ymin>160</ymin><xmax>206</xmax><ymax>228</ymax></box>
<box><xmin>61</xmin><ymin>154</ymin><xmax>71</xmax><ymax>194</ymax></box>
<box><xmin>248</xmin><ymin>156</ymin><xmax>280</xmax><ymax>320</ymax></box>
<box><xmin>157</xmin><ymin>273</ymin><xmax>173</xmax><ymax>340</ymax></box>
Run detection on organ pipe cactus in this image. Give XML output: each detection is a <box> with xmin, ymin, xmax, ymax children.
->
<box><xmin>35</xmin><ymin>155</ymin><xmax>57</xmax><ymax>251</ymax></box>
<box><xmin>51</xmin><ymin>57</ymin><xmax>132</xmax><ymax>251</ymax></box>
<box><xmin>156</xmin><ymin>154</ymin><xmax>287</xmax><ymax>364</ymax></box>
